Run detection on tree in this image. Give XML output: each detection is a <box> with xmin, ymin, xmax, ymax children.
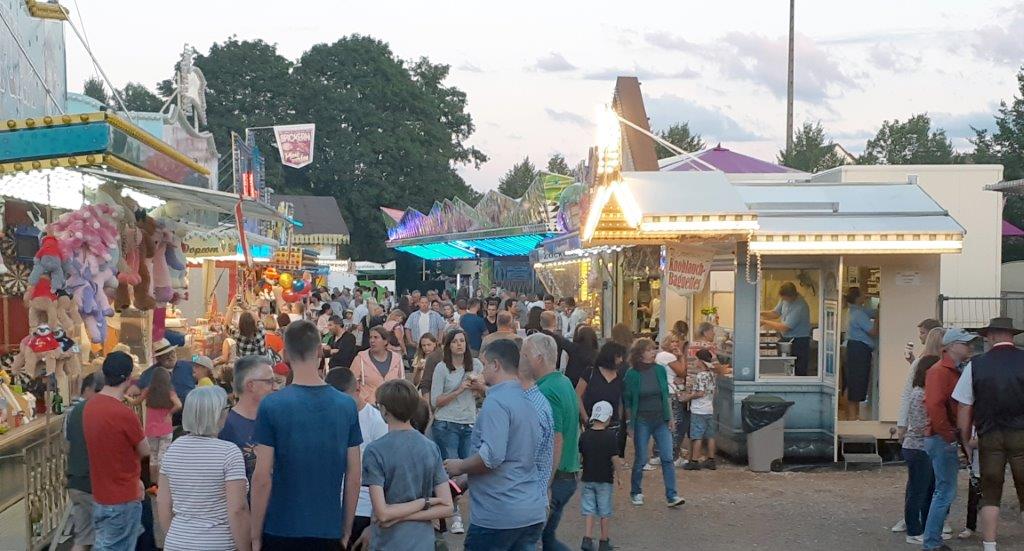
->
<box><xmin>118</xmin><ymin>82</ymin><xmax>163</xmax><ymax>112</ymax></box>
<box><xmin>970</xmin><ymin>68</ymin><xmax>1024</xmax><ymax>261</ymax></box>
<box><xmin>286</xmin><ymin>35</ymin><xmax>485</xmax><ymax>260</ymax></box>
<box><xmin>777</xmin><ymin>121</ymin><xmax>846</xmax><ymax>172</ymax></box>
<box><xmin>858</xmin><ymin>114</ymin><xmax>956</xmax><ymax>165</ymax></box>
<box><xmin>498</xmin><ymin>156</ymin><xmax>538</xmax><ymax>197</ymax></box>
<box><xmin>656</xmin><ymin>122</ymin><xmax>706</xmax><ymax>159</ymax></box>
<box><xmin>546</xmin><ymin>153</ymin><xmax>571</xmax><ymax>176</ymax></box>
<box><xmin>82</xmin><ymin>77</ymin><xmax>108</xmax><ymax>105</ymax></box>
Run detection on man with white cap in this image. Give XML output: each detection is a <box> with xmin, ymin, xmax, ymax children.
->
<box><xmin>129</xmin><ymin>338</ymin><xmax>196</xmax><ymax>429</ymax></box>
<box><xmin>579</xmin><ymin>400</ymin><xmax>622</xmax><ymax>551</ymax></box>
<box><xmin>921</xmin><ymin>327</ymin><xmax>979</xmax><ymax>551</ymax></box>
<box><xmin>954</xmin><ymin>317</ymin><xmax>1024</xmax><ymax>551</ymax></box>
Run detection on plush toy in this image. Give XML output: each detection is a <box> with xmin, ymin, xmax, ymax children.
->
<box><xmin>55</xmin><ymin>289</ymin><xmax>81</xmax><ymax>337</ymax></box>
<box><xmin>12</xmin><ymin>325</ymin><xmax>60</xmax><ymax>377</ymax></box>
<box><xmin>134</xmin><ymin>210</ymin><xmax>157</xmax><ymax>310</ymax></box>
<box><xmin>53</xmin><ymin>327</ymin><xmax>82</xmax><ymax>382</ymax></box>
<box><xmin>166</xmin><ymin>222</ymin><xmax>188</xmax><ymax>304</ymax></box>
<box><xmin>24</xmin><ymin>275</ymin><xmax>58</xmax><ymax>329</ymax></box>
<box><xmin>27</xmin><ymin>235</ymin><xmax>66</xmax><ymax>290</ymax></box>
<box><xmin>47</xmin><ymin>204</ymin><xmax>120</xmax><ymax>340</ymax></box>
<box><xmin>151</xmin><ymin>220</ymin><xmax>180</xmax><ymax>305</ymax></box>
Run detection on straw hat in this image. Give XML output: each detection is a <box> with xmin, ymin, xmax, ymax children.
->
<box><xmin>153</xmin><ymin>338</ymin><xmax>178</xmax><ymax>358</ymax></box>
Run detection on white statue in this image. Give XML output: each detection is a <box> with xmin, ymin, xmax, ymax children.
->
<box><xmin>177</xmin><ymin>45</ymin><xmax>208</xmax><ymax>129</ymax></box>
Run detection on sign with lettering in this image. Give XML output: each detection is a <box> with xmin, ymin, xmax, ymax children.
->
<box><xmin>665</xmin><ymin>244</ymin><xmax>714</xmax><ymax>296</ymax></box>
<box><xmin>273</xmin><ymin>124</ymin><xmax>316</xmax><ymax>168</ymax></box>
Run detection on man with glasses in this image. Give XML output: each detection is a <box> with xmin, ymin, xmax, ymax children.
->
<box><xmin>218</xmin><ymin>355</ymin><xmax>277</xmax><ymax>482</ymax></box>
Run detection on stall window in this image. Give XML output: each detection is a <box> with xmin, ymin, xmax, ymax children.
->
<box><xmin>758</xmin><ymin>269</ymin><xmax>821</xmax><ymax>378</ymax></box>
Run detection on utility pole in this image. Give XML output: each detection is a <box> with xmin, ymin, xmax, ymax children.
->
<box><xmin>785</xmin><ymin>0</ymin><xmax>795</xmax><ymax>156</ymax></box>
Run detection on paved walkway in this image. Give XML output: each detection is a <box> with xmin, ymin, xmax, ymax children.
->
<box><xmin>442</xmin><ymin>463</ymin><xmax>1024</xmax><ymax>550</ymax></box>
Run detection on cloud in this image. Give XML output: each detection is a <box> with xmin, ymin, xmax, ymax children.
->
<box><xmin>645</xmin><ymin>31</ymin><xmax>858</xmax><ymax>104</ymax></box>
<box><xmin>544</xmin><ymin>108</ymin><xmax>591</xmax><ymax>128</ymax></box>
<box><xmin>457</xmin><ymin>62</ymin><xmax>483</xmax><ymax>73</ymax></box>
<box><xmin>930</xmin><ymin>108</ymin><xmax>997</xmax><ymax>139</ymax></box>
<box><xmin>867</xmin><ymin>45</ymin><xmax>921</xmax><ymax>72</ymax></box>
<box><xmin>717</xmin><ymin>32</ymin><xmax>860</xmax><ymax>103</ymax></box>
<box><xmin>644</xmin><ymin>31</ymin><xmax>702</xmax><ymax>53</ymax></box>
<box><xmin>969</xmin><ymin>3</ymin><xmax>1024</xmax><ymax>65</ymax></box>
<box><xmin>645</xmin><ymin>95</ymin><xmax>762</xmax><ymax>141</ymax></box>
<box><xmin>583</xmin><ymin>65</ymin><xmax>699</xmax><ymax>81</ymax></box>
<box><xmin>533</xmin><ymin>52</ymin><xmax>576</xmax><ymax>72</ymax></box>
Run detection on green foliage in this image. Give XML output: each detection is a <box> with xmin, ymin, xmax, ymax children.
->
<box><xmin>546</xmin><ymin>154</ymin><xmax>571</xmax><ymax>176</ymax></box>
<box><xmin>82</xmin><ymin>77</ymin><xmax>107</xmax><ymax>105</ymax></box>
<box><xmin>970</xmin><ymin>68</ymin><xmax>1024</xmax><ymax>261</ymax></box>
<box><xmin>858</xmin><ymin>114</ymin><xmax>956</xmax><ymax>165</ymax></box>
<box><xmin>284</xmin><ymin>35</ymin><xmax>485</xmax><ymax>260</ymax></box>
<box><xmin>498</xmin><ymin>156</ymin><xmax>538</xmax><ymax>197</ymax></box>
<box><xmin>777</xmin><ymin>121</ymin><xmax>846</xmax><ymax>172</ymax></box>
<box><xmin>118</xmin><ymin>82</ymin><xmax>163</xmax><ymax>112</ymax></box>
<box><xmin>656</xmin><ymin>122</ymin><xmax>706</xmax><ymax>159</ymax></box>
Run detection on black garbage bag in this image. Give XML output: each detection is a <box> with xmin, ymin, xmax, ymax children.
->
<box><xmin>741</xmin><ymin>394</ymin><xmax>794</xmax><ymax>433</ymax></box>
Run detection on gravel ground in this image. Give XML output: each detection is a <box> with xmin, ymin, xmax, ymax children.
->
<box><xmin>443</xmin><ymin>463</ymin><xmax>1024</xmax><ymax>550</ymax></box>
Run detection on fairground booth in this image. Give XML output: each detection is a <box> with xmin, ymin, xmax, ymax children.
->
<box><xmin>582</xmin><ymin>77</ymin><xmax>1002</xmax><ymax>462</ymax></box>
<box><xmin>381</xmin><ymin>172</ymin><xmax>581</xmax><ymax>295</ymax></box>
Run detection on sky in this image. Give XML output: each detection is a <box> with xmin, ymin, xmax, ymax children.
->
<box><xmin>63</xmin><ymin>0</ymin><xmax>1024</xmax><ymax>193</ymax></box>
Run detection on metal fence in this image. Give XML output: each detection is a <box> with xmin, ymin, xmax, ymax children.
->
<box><xmin>937</xmin><ymin>293</ymin><xmax>1024</xmax><ymax>328</ymax></box>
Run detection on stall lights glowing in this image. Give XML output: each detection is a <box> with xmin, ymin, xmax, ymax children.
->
<box><xmin>748</xmin><ymin>235</ymin><xmax>964</xmax><ymax>254</ymax></box>
<box><xmin>639</xmin><ymin>216</ymin><xmax>760</xmax><ymax>233</ymax></box>
<box><xmin>596</xmin><ymin>106</ymin><xmax>622</xmax><ymax>179</ymax></box>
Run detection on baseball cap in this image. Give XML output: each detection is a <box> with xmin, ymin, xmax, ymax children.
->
<box><xmin>191</xmin><ymin>355</ymin><xmax>215</xmax><ymax>372</ymax></box>
<box><xmin>942</xmin><ymin>327</ymin><xmax>979</xmax><ymax>346</ymax></box>
<box><xmin>590</xmin><ymin>401</ymin><xmax>613</xmax><ymax>423</ymax></box>
<box><xmin>102</xmin><ymin>351</ymin><xmax>135</xmax><ymax>386</ymax></box>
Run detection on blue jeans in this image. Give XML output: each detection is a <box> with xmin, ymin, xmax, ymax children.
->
<box><xmin>432</xmin><ymin>419</ymin><xmax>473</xmax><ymax>460</ymax></box>
<box><xmin>631</xmin><ymin>418</ymin><xmax>679</xmax><ymax>501</ymax></box>
<box><xmin>901</xmin><ymin>446</ymin><xmax>934</xmax><ymax>537</ymax></box>
<box><xmin>465</xmin><ymin>522</ymin><xmax>545</xmax><ymax>551</ymax></box>
<box><xmin>92</xmin><ymin>500</ymin><xmax>143</xmax><ymax>551</ymax></box>
<box><xmin>542</xmin><ymin>475</ymin><xmax>578</xmax><ymax>551</ymax></box>
<box><xmin>923</xmin><ymin>435</ymin><xmax>959</xmax><ymax>548</ymax></box>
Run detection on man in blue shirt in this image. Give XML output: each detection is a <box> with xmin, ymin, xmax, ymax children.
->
<box><xmin>251</xmin><ymin>320</ymin><xmax>363</xmax><ymax>550</ymax></box>
<box><xmin>129</xmin><ymin>339</ymin><xmax>195</xmax><ymax>427</ymax></box>
<box><xmin>761</xmin><ymin>282</ymin><xmax>813</xmax><ymax>376</ymax></box>
<box><xmin>445</xmin><ymin>339</ymin><xmax>547</xmax><ymax>550</ymax></box>
<box><xmin>459</xmin><ymin>298</ymin><xmax>488</xmax><ymax>356</ymax></box>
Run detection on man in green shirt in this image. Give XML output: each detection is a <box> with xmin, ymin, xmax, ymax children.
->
<box><xmin>524</xmin><ymin>333</ymin><xmax>580</xmax><ymax>551</ymax></box>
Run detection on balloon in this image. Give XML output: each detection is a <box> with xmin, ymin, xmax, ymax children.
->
<box><xmin>300</xmin><ymin>284</ymin><xmax>312</xmax><ymax>296</ymax></box>
<box><xmin>264</xmin><ymin>267</ymin><xmax>279</xmax><ymax>282</ymax></box>
<box><xmin>279</xmin><ymin>272</ymin><xmax>293</xmax><ymax>289</ymax></box>
<box><xmin>292</xmin><ymin>280</ymin><xmax>305</xmax><ymax>293</ymax></box>
<box><xmin>282</xmin><ymin>290</ymin><xmax>299</xmax><ymax>303</ymax></box>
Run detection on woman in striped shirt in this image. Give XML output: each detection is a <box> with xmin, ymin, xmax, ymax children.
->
<box><xmin>157</xmin><ymin>386</ymin><xmax>251</xmax><ymax>551</ymax></box>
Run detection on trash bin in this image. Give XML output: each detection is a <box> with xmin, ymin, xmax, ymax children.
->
<box><xmin>742</xmin><ymin>394</ymin><xmax>794</xmax><ymax>472</ymax></box>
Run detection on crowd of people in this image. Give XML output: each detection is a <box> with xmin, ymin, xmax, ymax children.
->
<box><xmin>61</xmin><ymin>282</ymin><xmax>1024</xmax><ymax>551</ymax></box>
<box><xmin>61</xmin><ymin>284</ymin><xmax>729</xmax><ymax>551</ymax></box>
<box><xmin>894</xmin><ymin>316</ymin><xmax>1024</xmax><ymax>551</ymax></box>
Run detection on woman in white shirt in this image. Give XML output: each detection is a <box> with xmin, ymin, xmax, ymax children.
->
<box><xmin>158</xmin><ymin>386</ymin><xmax>250</xmax><ymax>551</ymax></box>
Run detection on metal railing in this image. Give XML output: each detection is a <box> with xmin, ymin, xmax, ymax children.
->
<box><xmin>937</xmin><ymin>293</ymin><xmax>1024</xmax><ymax>328</ymax></box>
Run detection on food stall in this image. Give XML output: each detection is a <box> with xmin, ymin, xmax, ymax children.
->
<box><xmin>581</xmin><ymin>78</ymin><xmax>967</xmax><ymax>460</ymax></box>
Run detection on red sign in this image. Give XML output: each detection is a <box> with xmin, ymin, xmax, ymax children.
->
<box><xmin>235</xmin><ymin>201</ymin><xmax>251</xmax><ymax>267</ymax></box>
<box><xmin>273</xmin><ymin>124</ymin><xmax>315</xmax><ymax>169</ymax></box>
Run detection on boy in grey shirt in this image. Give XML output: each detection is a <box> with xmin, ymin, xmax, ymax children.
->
<box><xmin>362</xmin><ymin>379</ymin><xmax>453</xmax><ymax>550</ymax></box>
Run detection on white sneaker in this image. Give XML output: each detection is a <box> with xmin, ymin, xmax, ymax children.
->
<box><xmin>449</xmin><ymin>516</ymin><xmax>465</xmax><ymax>534</ymax></box>
<box><xmin>631</xmin><ymin>493</ymin><xmax>644</xmax><ymax>506</ymax></box>
<box><xmin>943</xmin><ymin>522</ymin><xmax>952</xmax><ymax>534</ymax></box>
<box><xmin>648</xmin><ymin>457</ymin><xmax>660</xmax><ymax>466</ymax></box>
<box><xmin>667</xmin><ymin>496</ymin><xmax>686</xmax><ymax>508</ymax></box>
<box><xmin>958</xmin><ymin>528</ymin><xmax>974</xmax><ymax>539</ymax></box>
<box><xmin>643</xmin><ymin>463</ymin><xmax>656</xmax><ymax>471</ymax></box>
<box><xmin>674</xmin><ymin>458</ymin><xmax>687</xmax><ymax>468</ymax></box>
<box><xmin>942</xmin><ymin>533</ymin><xmax>952</xmax><ymax>540</ymax></box>
<box><xmin>905</xmin><ymin>535</ymin><xmax>923</xmax><ymax>544</ymax></box>
<box><xmin>891</xmin><ymin>519</ymin><xmax>907</xmax><ymax>533</ymax></box>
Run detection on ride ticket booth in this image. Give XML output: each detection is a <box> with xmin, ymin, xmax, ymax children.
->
<box><xmin>582</xmin><ymin>167</ymin><xmax>964</xmax><ymax>460</ymax></box>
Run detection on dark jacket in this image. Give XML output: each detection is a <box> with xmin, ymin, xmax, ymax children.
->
<box><xmin>971</xmin><ymin>343</ymin><xmax>1024</xmax><ymax>436</ymax></box>
<box><xmin>623</xmin><ymin>363</ymin><xmax>673</xmax><ymax>428</ymax></box>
